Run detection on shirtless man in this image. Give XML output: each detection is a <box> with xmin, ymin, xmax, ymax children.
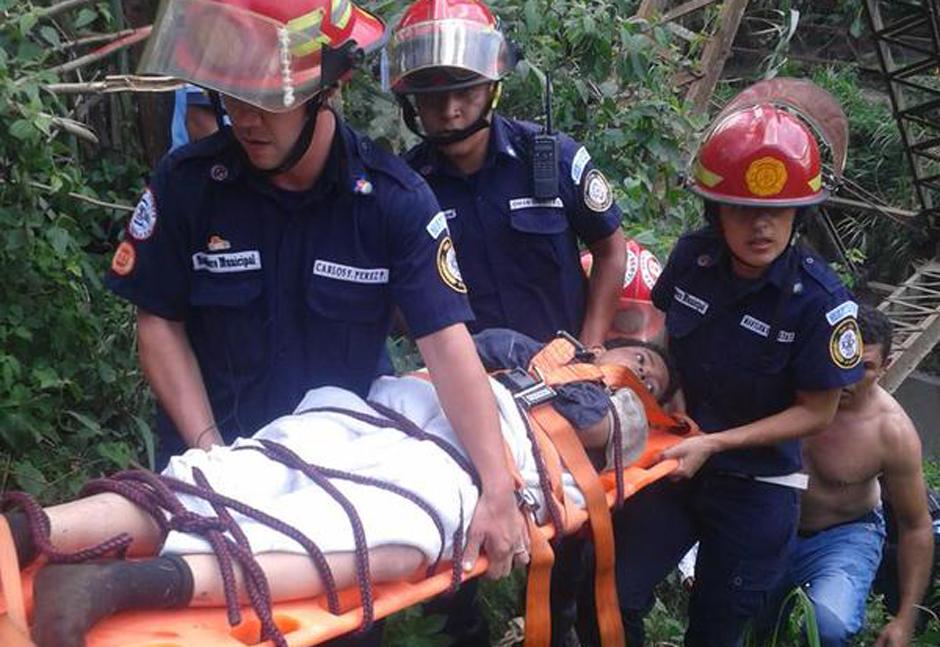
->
<box><xmin>771</xmin><ymin>304</ymin><xmax>934</xmax><ymax>647</ymax></box>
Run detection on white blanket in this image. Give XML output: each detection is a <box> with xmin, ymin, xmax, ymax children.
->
<box><xmin>161</xmin><ymin>375</ymin><xmax>584</xmax><ymax>561</ymax></box>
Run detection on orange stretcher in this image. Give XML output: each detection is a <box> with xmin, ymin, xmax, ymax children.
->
<box><xmin>0</xmin><ymin>434</ymin><xmax>681</xmax><ymax>647</ymax></box>
<box><xmin>0</xmin><ymin>339</ymin><xmax>693</xmax><ymax>647</ymax></box>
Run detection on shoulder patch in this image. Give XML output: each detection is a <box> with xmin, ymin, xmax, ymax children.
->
<box><xmin>825</xmin><ymin>300</ymin><xmax>858</xmax><ymax>326</ymax></box>
<box><xmin>571</xmin><ymin>146</ymin><xmax>591</xmax><ymax>184</ymax></box>
<box><xmin>128</xmin><ymin>188</ymin><xmax>157</xmax><ymax>240</ymax></box>
<box><xmin>110</xmin><ymin>241</ymin><xmax>136</xmax><ymax>276</ymax></box>
<box><xmin>829</xmin><ymin>318</ymin><xmax>862</xmax><ymax>369</ymax></box>
<box><xmin>436</xmin><ymin>236</ymin><xmax>467</xmax><ymax>293</ymax></box>
<box><xmin>582</xmin><ymin>169</ymin><xmax>613</xmax><ymax>212</ymax></box>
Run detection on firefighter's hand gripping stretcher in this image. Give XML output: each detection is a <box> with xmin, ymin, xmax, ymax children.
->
<box><xmin>0</xmin><ymin>330</ymin><xmax>693</xmax><ymax>647</ymax></box>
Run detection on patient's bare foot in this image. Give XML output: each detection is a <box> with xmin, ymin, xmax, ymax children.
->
<box><xmin>31</xmin><ymin>557</ymin><xmax>193</xmax><ymax>647</ymax></box>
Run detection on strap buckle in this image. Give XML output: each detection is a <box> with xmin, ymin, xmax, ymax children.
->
<box><xmin>499</xmin><ymin>368</ymin><xmax>557</xmax><ymax>408</ymax></box>
<box><xmin>555</xmin><ymin>330</ymin><xmax>596</xmax><ymax>363</ymax></box>
<box><xmin>515</xmin><ymin>488</ymin><xmax>540</xmax><ymax>513</ymax></box>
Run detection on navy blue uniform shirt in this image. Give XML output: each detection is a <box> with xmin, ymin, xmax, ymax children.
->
<box><xmin>406</xmin><ymin>114</ymin><xmax>622</xmax><ymax>341</ymax></box>
<box><xmin>651</xmin><ymin>227</ymin><xmax>864</xmax><ymax>476</ymax></box>
<box><xmin>107</xmin><ymin>117</ymin><xmax>473</xmax><ymax>458</ymax></box>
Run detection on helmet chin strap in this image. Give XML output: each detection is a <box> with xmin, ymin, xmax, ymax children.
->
<box><xmin>398</xmin><ymin>82</ymin><xmax>500</xmax><ymax>146</ymax></box>
<box><xmin>209</xmin><ymin>91</ymin><xmax>327</xmax><ymax>177</ymax></box>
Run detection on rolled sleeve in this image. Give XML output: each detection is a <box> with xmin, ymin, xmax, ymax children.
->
<box><xmin>105</xmin><ymin>160</ymin><xmax>192</xmax><ymax>321</ymax></box>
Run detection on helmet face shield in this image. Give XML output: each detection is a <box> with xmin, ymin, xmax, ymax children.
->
<box><xmin>389</xmin><ymin>19</ymin><xmax>514</xmax><ymax>93</ymax></box>
<box><xmin>141</xmin><ymin>0</ymin><xmax>385</xmax><ymax>112</ymax></box>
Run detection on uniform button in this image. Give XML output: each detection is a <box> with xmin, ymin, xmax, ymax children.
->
<box><xmin>805</xmin><ymin>257</ymin><xmax>814</xmax><ymax>265</ymax></box>
<box><xmin>732</xmin><ymin>576</ymin><xmax>743</xmax><ymax>587</ymax></box>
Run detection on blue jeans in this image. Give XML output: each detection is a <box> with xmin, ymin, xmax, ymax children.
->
<box><xmin>765</xmin><ymin>508</ymin><xmax>886</xmax><ymax>647</ymax></box>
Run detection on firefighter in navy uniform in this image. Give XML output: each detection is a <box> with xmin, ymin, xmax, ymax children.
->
<box><xmin>387</xmin><ymin>0</ymin><xmax>627</xmax><ymax>349</ymax></box>
<box><xmin>610</xmin><ymin>90</ymin><xmax>866</xmax><ymax>647</ymax></box>
<box><xmin>106</xmin><ymin>4</ymin><xmax>528</xmax><ymax>646</ymax></box>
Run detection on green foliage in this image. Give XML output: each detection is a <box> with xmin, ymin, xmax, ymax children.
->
<box><xmin>0</xmin><ymin>1</ymin><xmax>153</xmax><ymax>501</ymax></box>
<box><xmin>925</xmin><ymin>458</ymin><xmax>940</xmax><ymax>491</ymax></box>
<box><xmin>383</xmin><ymin>605</ymin><xmax>453</xmax><ymax>647</ymax></box>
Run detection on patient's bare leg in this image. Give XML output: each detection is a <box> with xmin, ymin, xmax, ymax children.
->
<box><xmin>45</xmin><ymin>492</ymin><xmax>163</xmax><ymax>555</ymax></box>
<box><xmin>187</xmin><ymin>544</ymin><xmax>425</xmax><ymax>605</ymax></box>
<box><xmin>5</xmin><ymin>493</ymin><xmax>162</xmax><ymax>569</ymax></box>
<box><xmin>30</xmin><ymin>545</ymin><xmax>424</xmax><ymax>647</ymax></box>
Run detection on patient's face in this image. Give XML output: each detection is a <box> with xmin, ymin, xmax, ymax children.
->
<box><xmin>595</xmin><ymin>346</ymin><xmax>668</xmax><ymax>400</ymax></box>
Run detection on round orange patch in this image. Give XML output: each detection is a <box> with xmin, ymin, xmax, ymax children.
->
<box><xmin>745</xmin><ymin>157</ymin><xmax>788</xmax><ymax>197</ymax></box>
<box><xmin>110</xmin><ymin>241</ymin><xmax>136</xmax><ymax>276</ymax></box>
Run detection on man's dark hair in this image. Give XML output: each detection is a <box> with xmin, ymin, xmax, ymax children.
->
<box><xmin>602</xmin><ymin>337</ymin><xmax>679</xmax><ymax>403</ymax></box>
<box><xmin>857</xmin><ymin>303</ymin><xmax>893</xmax><ymax>365</ymax></box>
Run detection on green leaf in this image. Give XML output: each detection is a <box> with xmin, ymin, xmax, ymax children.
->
<box><xmin>13</xmin><ymin>460</ymin><xmax>47</xmax><ymax>496</ymax></box>
<box><xmin>74</xmin><ymin>7</ymin><xmax>98</xmax><ymax>29</ymax></box>
<box><xmin>64</xmin><ymin>410</ymin><xmax>103</xmax><ymax>436</ymax></box>
<box><xmin>96</xmin><ymin>441</ymin><xmax>133</xmax><ymax>468</ymax></box>
<box><xmin>32</xmin><ymin>366</ymin><xmax>62</xmax><ymax>389</ymax></box>
<box><xmin>9</xmin><ymin>119</ymin><xmax>34</xmax><ymax>140</ymax></box>
<box><xmin>97</xmin><ymin>361</ymin><xmax>117</xmax><ymax>383</ymax></box>
<box><xmin>18</xmin><ymin>12</ymin><xmax>38</xmax><ymax>36</ymax></box>
<box><xmin>39</xmin><ymin>26</ymin><xmax>61</xmax><ymax>47</ymax></box>
<box><xmin>46</xmin><ymin>226</ymin><xmax>71</xmax><ymax>255</ymax></box>
<box><xmin>131</xmin><ymin>414</ymin><xmax>156</xmax><ymax>471</ymax></box>
<box><xmin>523</xmin><ymin>0</ymin><xmax>541</xmax><ymax>31</ymax></box>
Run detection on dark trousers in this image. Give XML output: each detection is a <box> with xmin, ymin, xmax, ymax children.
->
<box><xmin>424</xmin><ymin>579</ymin><xmax>490</xmax><ymax>647</ymax></box>
<box><xmin>613</xmin><ymin>473</ymin><xmax>799</xmax><ymax>647</ymax></box>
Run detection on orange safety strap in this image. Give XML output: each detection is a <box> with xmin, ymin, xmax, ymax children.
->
<box><xmin>527</xmin><ymin>405</ymin><xmax>625</xmax><ymax>647</ymax></box>
<box><xmin>528</xmin><ymin>337</ymin><xmax>578</xmax><ymax>377</ymax></box>
<box><xmin>521</xmin><ymin>510</ymin><xmax>555</xmax><ymax>647</ymax></box>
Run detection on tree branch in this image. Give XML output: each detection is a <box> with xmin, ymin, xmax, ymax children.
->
<box><xmin>40</xmin><ymin>112</ymin><xmax>99</xmax><ymax>145</ymax></box>
<box><xmin>46</xmin><ymin>25</ymin><xmax>151</xmax><ymax>76</ymax></box>
<box><xmin>52</xmin><ymin>28</ymin><xmax>140</xmax><ymax>53</ymax></box>
<box><xmin>35</xmin><ymin>0</ymin><xmax>97</xmax><ymax>20</ymax></box>
<box><xmin>0</xmin><ymin>179</ymin><xmax>134</xmax><ymax>212</ymax></box>
<box><xmin>43</xmin><ymin>74</ymin><xmax>184</xmax><ymax>95</ymax></box>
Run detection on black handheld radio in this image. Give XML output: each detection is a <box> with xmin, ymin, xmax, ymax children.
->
<box><xmin>530</xmin><ymin>74</ymin><xmax>560</xmax><ymax>199</ymax></box>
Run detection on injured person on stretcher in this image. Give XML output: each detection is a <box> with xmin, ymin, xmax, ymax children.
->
<box><xmin>3</xmin><ymin>329</ymin><xmax>675</xmax><ymax>647</ymax></box>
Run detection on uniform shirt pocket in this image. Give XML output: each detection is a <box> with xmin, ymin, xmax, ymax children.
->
<box><xmin>306</xmin><ymin>277</ymin><xmax>389</xmax><ymax>370</ymax></box>
<box><xmin>188</xmin><ymin>274</ymin><xmax>267</xmax><ymax>373</ymax></box>
<box><xmin>506</xmin><ymin>205</ymin><xmax>570</xmax><ymax>277</ymax></box>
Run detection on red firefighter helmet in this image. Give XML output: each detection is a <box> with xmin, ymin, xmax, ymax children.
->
<box><xmin>581</xmin><ymin>239</ymin><xmax>665</xmax><ymax>341</ymax></box>
<box><xmin>690</xmin><ymin>104</ymin><xmax>826</xmax><ymax>207</ymax></box>
<box><xmin>388</xmin><ymin>0</ymin><xmax>516</xmax><ymax>94</ymax></box>
<box><xmin>140</xmin><ymin>0</ymin><xmax>386</xmax><ymax>112</ymax></box>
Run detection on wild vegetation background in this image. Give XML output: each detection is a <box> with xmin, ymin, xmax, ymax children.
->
<box><xmin>0</xmin><ymin>0</ymin><xmax>937</xmax><ymax>644</ymax></box>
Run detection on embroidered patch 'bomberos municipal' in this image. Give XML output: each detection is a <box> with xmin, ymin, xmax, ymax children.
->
<box><xmin>829</xmin><ymin>318</ymin><xmax>862</xmax><ymax>369</ymax></box>
<box><xmin>436</xmin><ymin>236</ymin><xmax>466</xmax><ymax>293</ymax></box>
<box><xmin>111</xmin><ymin>241</ymin><xmax>136</xmax><ymax>276</ymax></box>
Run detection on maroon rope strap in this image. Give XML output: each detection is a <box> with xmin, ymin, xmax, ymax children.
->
<box><xmin>297</xmin><ymin>404</ymin><xmax>481</xmax><ymax>489</ymax></box>
<box><xmin>249</xmin><ymin>439</ymin><xmax>376</xmax><ymax>631</ymax></box>
<box><xmin>238</xmin><ymin>442</ymin><xmax>449</xmax><ymax>576</ymax></box>
<box><xmin>0</xmin><ymin>490</ymin><xmax>134</xmax><ymax>563</ymax></box>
